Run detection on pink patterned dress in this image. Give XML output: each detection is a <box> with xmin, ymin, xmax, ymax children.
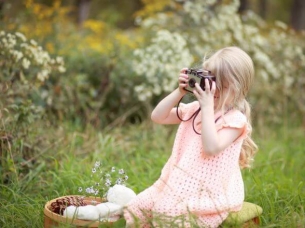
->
<box><xmin>124</xmin><ymin>101</ymin><xmax>249</xmax><ymax>228</ymax></box>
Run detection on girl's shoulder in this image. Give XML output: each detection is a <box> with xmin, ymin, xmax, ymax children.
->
<box><xmin>216</xmin><ymin>109</ymin><xmax>247</xmax><ymax>129</ymax></box>
<box><xmin>225</xmin><ymin>109</ymin><xmax>247</xmax><ymax>121</ymax></box>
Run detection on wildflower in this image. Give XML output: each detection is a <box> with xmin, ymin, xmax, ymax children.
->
<box><xmin>86</xmin><ymin>186</ymin><xmax>95</xmax><ymax>194</ymax></box>
<box><xmin>119</xmin><ymin>169</ymin><xmax>125</xmax><ymax>175</ymax></box>
<box><xmin>105</xmin><ymin>179</ymin><xmax>111</xmax><ymax>187</ymax></box>
<box><xmin>22</xmin><ymin>58</ymin><xmax>30</xmax><ymax>69</ymax></box>
<box><xmin>1</xmin><ymin>37</ymin><xmax>7</xmax><ymax>45</ymax></box>
<box><xmin>37</xmin><ymin>69</ymin><xmax>49</xmax><ymax>82</ymax></box>
<box><xmin>30</xmin><ymin>39</ymin><xmax>37</xmax><ymax>46</ymax></box>
<box><xmin>78</xmin><ymin>161</ymin><xmax>129</xmax><ymax>198</ymax></box>
<box><xmin>94</xmin><ymin>161</ymin><xmax>101</xmax><ymax>168</ymax></box>
<box><xmin>56</xmin><ymin>56</ymin><xmax>64</xmax><ymax>63</ymax></box>
<box><xmin>78</xmin><ymin>187</ymin><xmax>82</xmax><ymax>192</ymax></box>
<box><xmin>15</xmin><ymin>32</ymin><xmax>27</xmax><ymax>42</ymax></box>
<box><xmin>116</xmin><ymin>178</ymin><xmax>122</xmax><ymax>185</ymax></box>
<box><xmin>10</xmin><ymin>50</ymin><xmax>23</xmax><ymax>62</ymax></box>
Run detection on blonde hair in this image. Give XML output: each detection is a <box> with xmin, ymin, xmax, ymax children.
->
<box><xmin>203</xmin><ymin>46</ymin><xmax>258</xmax><ymax>168</ymax></box>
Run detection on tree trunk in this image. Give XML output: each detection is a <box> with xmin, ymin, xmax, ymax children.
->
<box><xmin>290</xmin><ymin>0</ymin><xmax>305</xmax><ymax>31</ymax></box>
<box><xmin>0</xmin><ymin>0</ymin><xmax>5</xmax><ymax>19</ymax></box>
<box><xmin>77</xmin><ymin>0</ymin><xmax>92</xmax><ymax>27</ymax></box>
<box><xmin>258</xmin><ymin>0</ymin><xmax>267</xmax><ymax>19</ymax></box>
<box><xmin>238</xmin><ymin>0</ymin><xmax>249</xmax><ymax>13</ymax></box>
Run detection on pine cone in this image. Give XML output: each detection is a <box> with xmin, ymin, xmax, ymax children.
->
<box><xmin>49</xmin><ymin>196</ymin><xmax>86</xmax><ymax>215</ymax></box>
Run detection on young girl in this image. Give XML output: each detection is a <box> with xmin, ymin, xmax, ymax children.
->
<box><xmin>124</xmin><ymin>46</ymin><xmax>258</xmax><ymax>228</ymax></box>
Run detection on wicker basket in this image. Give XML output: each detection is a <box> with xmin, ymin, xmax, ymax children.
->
<box><xmin>44</xmin><ymin>195</ymin><xmax>111</xmax><ymax>228</ymax></box>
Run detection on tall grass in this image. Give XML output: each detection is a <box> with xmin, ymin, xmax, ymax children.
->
<box><xmin>0</xmin><ymin>121</ymin><xmax>304</xmax><ymax>227</ymax></box>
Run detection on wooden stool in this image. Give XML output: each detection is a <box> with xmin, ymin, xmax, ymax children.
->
<box><xmin>221</xmin><ymin>202</ymin><xmax>263</xmax><ymax>227</ymax></box>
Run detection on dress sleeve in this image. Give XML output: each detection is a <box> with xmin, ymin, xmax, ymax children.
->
<box><xmin>216</xmin><ymin>111</ymin><xmax>250</xmax><ymax>142</ymax></box>
<box><xmin>176</xmin><ymin>101</ymin><xmax>199</xmax><ymax>120</ymax></box>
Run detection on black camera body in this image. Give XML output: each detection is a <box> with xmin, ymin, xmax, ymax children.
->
<box><xmin>184</xmin><ymin>68</ymin><xmax>216</xmax><ymax>93</ymax></box>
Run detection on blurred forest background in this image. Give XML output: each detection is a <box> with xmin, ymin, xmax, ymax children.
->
<box><xmin>0</xmin><ymin>0</ymin><xmax>305</xmax><ymax>227</ymax></box>
<box><xmin>1</xmin><ymin>0</ymin><xmax>304</xmax><ymax>129</ymax></box>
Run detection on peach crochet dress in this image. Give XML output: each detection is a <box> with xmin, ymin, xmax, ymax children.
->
<box><xmin>124</xmin><ymin>101</ymin><xmax>249</xmax><ymax>228</ymax></box>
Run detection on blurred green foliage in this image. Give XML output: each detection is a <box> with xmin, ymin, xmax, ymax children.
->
<box><xmin>1</xmin><ymin>0</ymin><xmax>304</xmax><ymax>129</ymax></box>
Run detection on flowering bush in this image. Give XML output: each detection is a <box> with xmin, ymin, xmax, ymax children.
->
<box><xmin>0</xmin><ymin>30</ymin><xmax>66</xmax><ymax>183</ymax></box>
<box><xmin>132</xmin><ymin>0</ymin><xmax>305</xmax><ymax>127</ymax></box>
<box><xmin>78</xmin><ymin>161</ymin><xmax>129</xmax><ymax>198</ymax></box>
<box><xmin>0</xmin><ymin>31</ymin><xmax>65</xmax><ymax>83</ymax></box>
<box><xmin>0</xmin><ymin>30</ymin><xmax>66</xmax><ymax>129</ymax></box>
<box><xmin>1</xmin><ymin>0</ymin><xmax>304</xmax><ymax>129</ymax></box>
<box><xmin>133</xmin><ymin>30</ymin><xmax>193</xmax><ymax>101</ymax></box>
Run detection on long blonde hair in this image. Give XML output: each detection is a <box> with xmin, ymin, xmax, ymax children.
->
<box><xmin>203</xmin><ymin>46</ymin><xmax>258</xmax><ymax>168</ymax></box>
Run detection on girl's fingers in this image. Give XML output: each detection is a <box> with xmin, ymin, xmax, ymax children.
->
<box><xmin>192</xmin><ymin>87</ymin><xmax>199</xmax><ymax>99</ymax></box>
<box><xmin>178</xmin><ymin>71</ymin><xmax>189</xmax><ymax>93</ymax></box>
<box><xmin>205</xmin><ymin>79</ymin><xmax>211</xmax><ymax>92</ymax></box>
<box><xmin>204</xmin><ymin>79</ymin><xmax>216</xmax><ymax>94</ymax></box>
<box><xmin>180</xmin><ymin>68</ymin><xmax>188</xmax><ymax>73</ymax></box>
<box><xmin>179</xmin><ymin>75</ymin><xmax>188</xmax><ymax>85</ymax></box>
<box><xmin>210</xmin><ymin>81</ymin><xmax>216</xmax><ymax>93</ymax></box>
<box><xmin>194</xmin><ymin>83</ymin><xmax>202</xmax><ymax>94</ymax></box>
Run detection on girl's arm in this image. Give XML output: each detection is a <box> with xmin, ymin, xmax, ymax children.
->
<box><xmin>151</xmin><ymin>69</ymin><xmax>188</xmax><ymax>124</ymax></box>
<box><xmin>193</xmin><ymin>80</ymin><xmax>243</xmax><ymax>156</ymax></box>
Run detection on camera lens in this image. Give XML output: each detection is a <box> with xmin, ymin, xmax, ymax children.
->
<box><xmin>189</xmin><ymin>78</ymin><xmax>196</xmax><ymax>88</ymax></box>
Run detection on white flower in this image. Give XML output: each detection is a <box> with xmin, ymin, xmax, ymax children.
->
<box><xmin>37</xmin><ymin>73</ymin><xmax>45</xmax><ymax>82</ymax></box>
<box><xmin>56</xmin><ymin>56</ymin><xmax>64</xmax><ymax>63</ymax></box>
<box><xmin>10</xmin><ymin>50</ymin><xmax>23</xmax><ymax>62</ymax></box>
<box><xmin>2</xmin><ymin>37</ymin><xmax>7</xmax><ymax>45</ymax></box>
<box><xmin>22</xmin><ymin>58</ymin><xmax>30</xmax><ymax>69</ymax></box>
<box><xmin>118</xmin><ymin>169</ymin><xmax>125</xmax><ymax>174</ymax></box>
<box><xmin>79</xmin><ymin>162</ymin><xmax>129</xmax><ymax>199</ymax></box>
<box><xmin>116</xmin><ymin>178</ymin><xmax>122</xmax><ymax>185</ymax></box>
<box><xmin>15</xmin><ymin>32</ymin><xmax>27</xmax><ymax>42</ymax></box>
<box><xmin>30</xmin><ymin>39</ymin><xmax>37</xmax><ymax>46</ymax></box>
<box><xmin>105</xmin><ymin>179</ymin><xmax>111</xmax><ymax>187</ymax></box>
<box><xmin>58</xmin><ymin>66</ymin><xmax>66</xmax><ymax>73</ymax></box>
<box><xmin>94</xmin><ymin>161</ymin><xmax>101</xmax><ymax>168</ymax></box>
<box><xmin>86</xmin><ymin>186</ymin><xmax>95</xmax><ymax>194</ymax></box>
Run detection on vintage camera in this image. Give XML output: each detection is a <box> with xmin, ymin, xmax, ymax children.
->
<box><xmin>184</xmin><ymin>68</ymin><xmax>216</xmax><ymax>93</ymax></box>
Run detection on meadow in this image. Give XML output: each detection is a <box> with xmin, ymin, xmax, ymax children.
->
<box><xmin>0</xmin><ymin>120</ymin><xmax>304</xmax><ymax>228</ymax></box>
<box><xmin>1</xmin><ymin>1</ymin><xmax>305</xmax><ymax>227</ymax></box>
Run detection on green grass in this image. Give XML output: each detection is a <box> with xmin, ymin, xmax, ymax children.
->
<box><xmin>0</xmin><ymin>121</ymin><xmax>304</xmax><ymax>227</ymax></box>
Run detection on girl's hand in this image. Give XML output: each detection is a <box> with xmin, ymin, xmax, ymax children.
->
<box><xmin>193</xmin><ymin>79</ymin><xmax>216</xmax><ymax>109</ymax></box>
<box><xmin>178</xmin><ymin>68</ymin><xmax>188</xmax><ymax>95</ymax></box>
